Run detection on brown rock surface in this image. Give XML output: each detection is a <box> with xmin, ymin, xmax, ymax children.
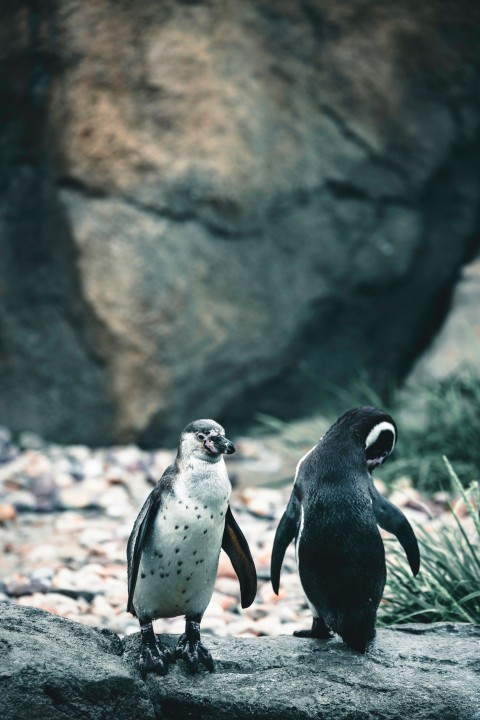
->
<box><xmin>1</xmin><ymin>1</ymin><xmax>480</xmax><ymax>444</ymax></box>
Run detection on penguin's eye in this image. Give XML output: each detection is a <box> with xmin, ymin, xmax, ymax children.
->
<box><xmin>196</xmin><ymin>433</ymin><xmax>206</xmax><ymax>441</ymax></box>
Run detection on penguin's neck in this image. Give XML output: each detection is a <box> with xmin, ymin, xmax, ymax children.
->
<box><xmin>317</xmin><ymin>438</ymin><xmax>367</xmax><ymax>483</ymax></box>
<box><xmin>175</xmin><ymin>454</ymin><xmax>231</xmax><ymax>507</ymax></box>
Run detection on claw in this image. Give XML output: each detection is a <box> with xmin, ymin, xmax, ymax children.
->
<box><xmin>139</xmin><ymin>622</ymin><xmax>172</xmax><ymax>676</ymax></box>
<box><xmin>174</xmin><ymin>619</ymin><xmax>215</xmax><ymax>674</ymax></box>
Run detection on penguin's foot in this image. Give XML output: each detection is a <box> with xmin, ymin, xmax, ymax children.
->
<box><xmin>174</xmin><ymin>615</ymin><xmax>215</xmax><ymax>674</ymax></box>
<box><xmin>342</xmin><ymin>630</ymin><xmax>375</xmax><ymax>654</ymax></box>
<box><xmin>294</xmin><ymin>617</ymin><xmax>333</xmax><ymax>639</ymax></box>
<box><xmin>139</xmin><ymin>622</ymin><xmax>172</xmax><ymax>677</ymax></box>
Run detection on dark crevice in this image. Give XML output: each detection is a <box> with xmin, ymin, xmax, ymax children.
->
<box><xmin>58</xmin><ymin>175</ymin><xmax>249</xmax><ymax>240</ymax></box>
<box><xmin>318</xmin><ymin>103</ymin><xmax>410</xmax><ymax>185</ymax></box>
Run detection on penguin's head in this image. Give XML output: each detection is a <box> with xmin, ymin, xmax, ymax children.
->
<box><xmin>327</xmin><ymin>406</ymin><xmax>397</xmax><ymax>471</ymax></box>
<box><xmin>360</xmin><ymin>407</ymin><xmax>397</xmax><ymax>470</ymax></box>
<box><xmin>180</xmin><ymin>419</ymin><xmax>235</xmax><ymax>462</ymax></box>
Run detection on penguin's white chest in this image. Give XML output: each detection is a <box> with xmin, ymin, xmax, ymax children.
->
<box><xmin>133</xmin><ymin>460</ymin><xmax>231</xmax><ymax>620</ymax></box>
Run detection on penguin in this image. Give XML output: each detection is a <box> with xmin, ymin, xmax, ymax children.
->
<box><xmin>127</xmin><ymin>419</ymin><xmax>257</xmax><ymax>675</ymax></box>
<box><xmin>271</xmin><ymin>406</ymin><xmax>420</xmax><ymax>652</ymax></box>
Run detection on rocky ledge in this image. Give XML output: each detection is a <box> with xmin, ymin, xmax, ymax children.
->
<box><xmin>1</xmin><ymin>605</ymin><xmax>479</xmax><ymax>720</ymax></box>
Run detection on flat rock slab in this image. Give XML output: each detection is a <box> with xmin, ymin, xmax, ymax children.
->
<box><xmin>1</xmin><ymin>604</ymin><xmax>479</xmax><ymax>720</ymax></box>
<box><xmin>0</xmin><ymin>604</ymin><xmax>154</xmax><ymax>720</ymax></box>
<box><xmin>124</xmin><ymin>624</ymin><xmax>480</xmax><ymax>720</ymax></box>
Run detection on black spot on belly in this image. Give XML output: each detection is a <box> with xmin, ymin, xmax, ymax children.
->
<box><xmin>186</xmin><ymin>599</ymin><xmax>190</xmax><ymax>604</ymax></box>
<box><xmin>183</xmin><ymin>536</ymin><xmax>187</xmax><ymax>540</ymax></box>
<box><xmin>178</xmin><ymin>561</ymin><xmax>183</xmax><ymax>566</ymax></box>
<box><xmin>175</xmin><ymin>548</ymin><xmax>179</xmax><ymax>553</ymax></box>
<box><xmin>197</xmin><ymin>514</ymin><xmax>201</xmax><ymax>519</ymax></box>
<box><xmin>200</xmin><ymin>559</ymin><xmax>204</xmax><ymax>564</ymax></box>
<box><xmin>141</xmin><ymin>573</ymin><xmax>146</xmax><ymax>579</ymax></box>
<box><xmin>184</xmin><ymin>525</ymin><xmax>189</xmax><ymax>530</ymax></box>
<box><xmin>177</xmin><ymin>570</ymin><xmax>181</xmax><ymax>575</ymax></box>
<box><xmin>182</xmin><ymin>590</ymin><xmax>187</xmax><ymax>594</ymax></box>
<box><xmin>203</xmin><ymin>530</ymin><xmax>207</xmax><ymax>534</ymax></box>
<box><xmin>150</xmin><ymin>570</ymin><xmax>154</xmax><ymax>575</ymax></box>
<box><xmin>204</xmin><ymin>505</ymin><xmax>207</xmax><ymax>509</ymax></box>
<box><xmin>160</xmin><ymin>574</ymin><xmax>165</xmax><ymax>578</ymax></box>
<box><xmin>210</xmin><ymin>514</ymin><xmax>213</xmax><ymax>520</ymax></box>
<box><xmin>193</xmin><ymin>551</ymin><xmax>197</xmax><ymax>556</ymax></box>
<box><xmin>175</xmin><ymin>525</ymin><xmax>179</xmax><ymax>529</ymax></box>
<box><xmin>194</xmin><ymin>506</ymin><xmax>198</xmax><ymax>510</ymax></box>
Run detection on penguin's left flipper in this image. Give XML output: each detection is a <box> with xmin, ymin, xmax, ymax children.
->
<box><xmin>222</xmin><ymin>506</ymin><xmax>257</xmax><ymax>608</ymax></box>
<box><xmin>271</xmin><ymin>494</ymin><xmax>300</xmax><ymax>595</ymax></box>
<box><xmin>370</xmin><ymin>485</ymin><xmax>421</xmax><ymax>576</ymax></box>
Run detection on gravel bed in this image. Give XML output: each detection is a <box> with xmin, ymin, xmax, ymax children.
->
<box><xmin>0</xmin><ymin>427</ymin><xmax>445</xmax><ymax>637</ymax></box>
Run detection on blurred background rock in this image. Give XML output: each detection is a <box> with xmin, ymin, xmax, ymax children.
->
<box><xmin>1</xmin><ymin>0</ymin><xmax>479</xmax><ymax>447</ymax></box>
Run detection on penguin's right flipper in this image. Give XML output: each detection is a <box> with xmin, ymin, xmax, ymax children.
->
<box><xmin>271</xmin><ymin>494</ymin><xmax>300</xmax><ymax>594</ymax></box>
<box><xmin>222</xmin><ymin>506</ymin><xmax>257</xmax><ymax>608</ymax></box>
<box><xmin>127</xmin><ymin>488</ymin><xmax>161</xmax><ymax>616</ymax></box>
<box><xmin>370</xmin><ymin>485</ymin><xmax>420</xmax><ymax>576</ymax></box>
<box><xmin>127</xmin><ymin>466</ymin><xmax>176</xmax><ymax>615</ymax></box>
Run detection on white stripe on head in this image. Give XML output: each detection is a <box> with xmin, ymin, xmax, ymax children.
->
<box><xmin>365</xmin><ymin>421</ymin><xmax>396</xmax><ymax>452</ymax></box>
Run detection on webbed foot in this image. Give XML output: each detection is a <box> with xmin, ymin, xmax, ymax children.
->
<box><xmin>174</xmin><ymin>615</ymin><xmax>215</xmax><ymax>673</ymax></box>
<box><xmin>139</xmin><ymin>622</ymin><xmax>173</xmax><ymax>676</ymax></box>
<box><xmin>294</xmin><ymin>617</ymin><xmax>333</xmax><ymax>639</ymax></box>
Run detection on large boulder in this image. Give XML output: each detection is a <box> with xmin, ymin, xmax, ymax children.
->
<box><xmin>1</xmin><ymin>1</ymin><xmax>480</xmax><ymax>445</ymax></box>
<box><xmin>1</xmin><ymin>604</ymin><xmax>479</xmax><ymax>719</ymax></box>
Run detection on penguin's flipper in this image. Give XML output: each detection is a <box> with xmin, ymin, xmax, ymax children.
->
<box><xmin>271</xmin><ymin>494</ymin><xmax>300</xmax><ymax>595</ymax></box>
<box><xmin>222</xmin><ymin>505</ymin><xmax>257</xmax><ymax>608</ymax></box>
<box><xmin>127</xmin><ymin>487</ymin><xmax>161</xmax><ymax>616</ymax></box>
<box><xmin>370</xmin><ymin>486</ymin><xmax>420</xmax><ymax>576</ymax></box>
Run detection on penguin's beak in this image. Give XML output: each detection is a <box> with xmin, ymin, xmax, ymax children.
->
<box><xmin>204</xmin><ymin>435</ymin><xmax>236</xmax><ymax>455</ymax></box>
<box><xmin>219</xmin><ymin>437</ymin><xmax>236</xmax><ymax>455</ymax></box>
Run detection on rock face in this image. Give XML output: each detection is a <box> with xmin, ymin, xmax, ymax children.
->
<box><xmin>1</xmin><ymin>1</ymin><xmax>480</xmax><ymax>445</ymax></box>
<box><xmin>1</xmin><ymin>605</ymin><xmax>480</xmax><ymax>720</ymax></box>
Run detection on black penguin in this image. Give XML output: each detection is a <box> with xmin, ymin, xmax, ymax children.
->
<box><xmin>271</xmin><ymin>406</ymin><xmax>420</xmax><ymax>652</ymax></box>
<box><xmin>127</xmin><ymin>419</ymin><xmax>257</xmax><ymax>675</ymax></box>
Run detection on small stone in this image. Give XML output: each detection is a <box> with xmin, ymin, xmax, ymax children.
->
<box><xmin>18</xmin><ymin>431</ymin><xmax>45</xmax><ymax>450</ymax></box>
<box><xmin>7</xmin><ymin>490</ymin><xmax>36</xmax><ymax>511</ymax></box>
<box><xmin>57</xmin><ymin>487</ymin><xmax>96</xmax><ymax>510</ymax></box>
<box><xmin>0</xmin><ymin>504</ymin><xmax>17</xmax><ymax>523</ymax></box>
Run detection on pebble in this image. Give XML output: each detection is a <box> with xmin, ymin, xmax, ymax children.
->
<box><xmin>0</xmin><ymin>504</ymin><xmax>16</xmax><ymax>523</ymax></box>
<box><xmin>0</xmin><ymin>426</ymin><xmax>453</xmax><ymax>639</ymax></box>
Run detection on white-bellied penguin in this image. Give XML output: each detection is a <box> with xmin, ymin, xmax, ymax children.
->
<box><xmin>271</xmin><ymin>406</ymin><xmax>420</xmax><ymax>652</ymax></box>
<box><xmin>127</xmin><ymin>419</ymin><xmax>257</xmax><ymax>675</ymax></box>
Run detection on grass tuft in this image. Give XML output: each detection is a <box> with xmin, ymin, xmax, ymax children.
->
<box><xmin>381</xmin><ymin>371</ymin><xmax>480</xmax><ymax>491</ymax></box>
<box><xmin>379</xmin><ymin>458</ymin><xmax>480</xmax><ymax>626</ymax></box>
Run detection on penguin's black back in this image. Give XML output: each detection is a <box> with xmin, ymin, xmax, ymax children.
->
<box><xmin>295</xmin><ymin>408</ymin><xmax>392</xmax><ymax>647</ymax></box>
